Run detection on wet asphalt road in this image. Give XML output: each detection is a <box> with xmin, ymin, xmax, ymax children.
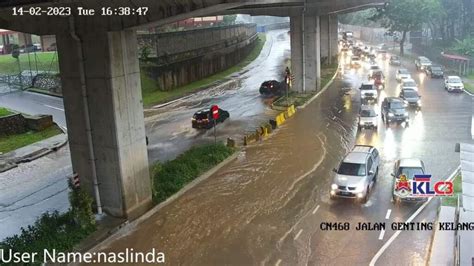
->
<box><xmin>0</xmin><ymin>30</ymin><xmax>289</xmax><ymax>241</ymax></box>
<box><xmin>96</xmin><ymin>51</ymin><xmax>472</xmax><ymax>265</ymax></box>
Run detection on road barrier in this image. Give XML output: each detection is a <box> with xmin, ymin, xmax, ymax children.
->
<box><xmin>243</xmin><ymin>105</ymin><xmax>296</xmax><ymax>146</ymax></box>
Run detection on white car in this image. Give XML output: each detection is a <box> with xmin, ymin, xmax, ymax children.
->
<box><xmin>401</xmin><ymin>78</ymin><xmax>418</xmax><ymax>91</ymax></box>
<box><xmin>358</xmin><ymin>105</ymin><xmax>378</xmax><ymax>130</ymax></box>
<box><xmin>444</xmin><ymin>76</ymin><xmax>464</xmax><ymax>93</ymax></box>
<box><xmin>360</xmin><ymin>82</ymin><xmax>378</xmax><ymax>103</ymax></box>
<box><xmin>396</xmin><ymin>68</ymin><xmax>411</xmax><ymax>82</ymax></box>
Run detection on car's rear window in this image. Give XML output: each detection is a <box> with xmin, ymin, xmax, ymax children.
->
<box><xmin>403</xmin><ymin>81</ymin><xmax>417</xmax><ymax>87</ymax></box>
<box><xmin>194</xmin><ymin>112</ymin><xmax>209</xmax><ymax>119</ymax></box>
<box><xmin>338</xmin><ymin>162</ymin><xmax>366</xmax><ymax>176</ymax></box>
<box><xmin>431</xmin><ymin>67</ymin><xmax>442</xmax><ymax>71</ymax></box>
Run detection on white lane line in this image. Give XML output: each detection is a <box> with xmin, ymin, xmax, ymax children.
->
<box><xmin>294</xmin><ymin>229</ymin><xmax>303</xmax><ymax>240</ymax></box>
<box><xmin>312</xmin><ymin>205</ymin><xmax>320</xmax><ymax>214</ymax></box>
<box><xmin>44</xmin><ymin>104</ymin><xmax>64</xmax><ymax>111</ymax></box>
<box><xmin>385</xmin><ymin>209</ymin><xmax>392</xmax><ymax>220</ymax></box>
<box><xmin>369</xmin><ymin>166</ymin><xmax>460</xmax><ymax>266</ymax></box>
<box><xmin>275</xmin><ymin>259</ymin><xmax>282</xmax><ymax>266</ymax></box>
<box><xmin>378</xmin><ymin>229</ymin><xmax>385</xmax><ymax>240</ymax></box>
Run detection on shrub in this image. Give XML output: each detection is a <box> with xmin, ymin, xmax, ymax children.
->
<box><xmin>152</xmin><ymin>143</ymin><xmax>234</xmax><ymax>203</ymax></box>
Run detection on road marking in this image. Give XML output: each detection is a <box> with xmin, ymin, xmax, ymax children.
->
<box><xmin>378</xmin><ymin>229</ymin><xmax>385</xmax><ymax>240</ymax></box>
<box><xmin>312</xmin><ymin>205</ymin><xmax>320</xmax><ymax>214</ymax></box>
<box><xmin>294</xmin><ymin>229</ymin><xmax>303</xmax><ymax>240</ymax></box>
<box><xmin>385</xmin><ymin>209</ymin><xmax>391</xmax><ymax>220</ymax></box>
<box><xmin>275</xmin><ymin>259</ymin><xmax>282</xmax><ymax>266</ymax></box>
<box><xmin>44</xmin><ymin>104</ymin><xmax>64</xmax><ymax>111</ymax></box>
<box><xmin>369</xmin><ymin>166</ymin><xmax>460</xmax><ymax>266</ymax></box>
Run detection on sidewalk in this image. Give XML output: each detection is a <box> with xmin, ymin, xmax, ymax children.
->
<box><xmin>0</xmin><ymin>132</ymin><xmax>68</xmax><ymax>173</ymax></box>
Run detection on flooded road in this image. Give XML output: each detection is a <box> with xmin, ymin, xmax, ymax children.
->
<box><xmin>145</xmin><ymin>29</ymin><xmax>290</xmax><ymax>162</ymax></box>
<box><xmin>96</xmin><ymin>50</ymin><xmax>472</xmax><ymax>265</ymax></box>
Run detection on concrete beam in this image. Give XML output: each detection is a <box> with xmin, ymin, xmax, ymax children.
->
<box><xmin>57</xmin><ymin>27</ymin><xmax>152</xmax><ymax>219</ymax></box>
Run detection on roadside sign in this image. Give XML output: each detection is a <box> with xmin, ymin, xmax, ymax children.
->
<box><xmin>211</xmin><ymin>105</ymin><xmax>219</xmax><ymax>120</ymax></box>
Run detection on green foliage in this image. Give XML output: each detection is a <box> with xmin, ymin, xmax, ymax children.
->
<box><xmin>0</xmin><ymin>179</ymin><xmax>96</xmax><ymax>263</ymax></box>
<box><xmin>223</xmin><ymin>15</ymin><xmax>237</xmax><ymax>25</ymax></box>
<box><xmin>0</xmin><ymin>107</ymin><xmax>13</xmax><ymax>117</ymax></box>
<box><xmin>152</xmin><ymin>144</ymin><xmax>234</xmax><ymax>203</ymax></box>
<box><xmin>452</xmin><ymin>36</ymin><xmax>474</xmax><ymax>56</ymax></box>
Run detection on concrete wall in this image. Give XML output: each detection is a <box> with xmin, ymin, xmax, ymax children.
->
<box><xmin>139</xmin><ymin>24</ymin><xmax>258</xmax><ymax>91</ymax></box>
<box><xmin>0</xmin><ymin>113</ymin><xmax>28</xmax><ymax>135</ymax></box>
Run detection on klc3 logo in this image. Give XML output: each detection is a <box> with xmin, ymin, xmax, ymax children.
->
<box><xmin>412</xmin><ymin>175</ymin><xmax>454</xmax><ymax>197</ymax></box>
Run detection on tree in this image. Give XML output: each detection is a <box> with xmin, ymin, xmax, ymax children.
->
<box><xmin>223</xmin><ymin>15</ymin><xmax>237</xmax><ymax>25</ymax></box>
<box><xmin>372</xmin><ymin>0</ymin><xmax>436</xmax><ymax>55</ymax></box>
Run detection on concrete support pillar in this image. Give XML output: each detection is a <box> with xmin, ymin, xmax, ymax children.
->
<box><xmin>56</xmin><ymin>29</ymin><xmax>152</xmax><ymax>219</ymax></box>
<box><xmin>290</xmin><ymin>16</ymin><xmax>303</xmax><ymax>92</ymax></box>
<box><xmin>320</xmin><ymin>15</ymin><xmax>330</xmax><ymax>65</ymax></box>
<box><xmin>303</xmin><ymin>15</ymin><xmax>321</xmax><ymax>91</ymax></box>
<box><xmin>328</xmin><ymin>15</ymin><xmax>339</xmax><ymax>64</ymax></box>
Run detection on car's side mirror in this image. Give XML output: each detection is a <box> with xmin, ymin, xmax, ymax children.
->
<box><xmin>391</xmin><ymin>173</ymin><xmax>396</xmax><ymax>177</ymax></box>
<box><xmin>333</xmin><ymin>168</ymin><xmax>338</xmax><ymax>173</ymax></box>
<box><xmin>369</xmin><ymin>171</ymin><xmax>374</xmax><ymax>176</ymax></box>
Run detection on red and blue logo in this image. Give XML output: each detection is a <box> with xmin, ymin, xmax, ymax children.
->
<box><xmin>395</xmin><ymin>174</ymin><xmax>453</xmax><ymax>198</ymax></box>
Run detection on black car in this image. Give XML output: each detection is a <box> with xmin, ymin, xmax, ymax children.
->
<box><xmin>381</xmin><ymin>97</ymin><xmax>409</xmax><ymax>125</ymax></box>
<box><xmin>259</xmin><ymin>80</ymin><xmax>284</xmax><ymax>96</ymax></box>
<box><xmin>192</xmin><ymin>108</ymin><xmax>230</xmax><ymax>129</ymax></box>
<box><xmin>399</xmin><ymin>88</ymin><xmax>421</xmax><ymax>110</ymax></box>
<box><xmin>425</xmin><ymin>65</ymin><xmax>444</xmax><ymax>78</ymax></box>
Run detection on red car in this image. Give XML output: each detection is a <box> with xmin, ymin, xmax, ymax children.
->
<box><xmin>372</xmin><ymin>71</ymin><xmax>385</xmax><ymax>89</ymax></box>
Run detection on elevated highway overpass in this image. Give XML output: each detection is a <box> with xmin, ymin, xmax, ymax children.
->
<box><xmin>0</xmin><ymin>0</ymin><xmax>384</xmax><ymax>219</ymax></box>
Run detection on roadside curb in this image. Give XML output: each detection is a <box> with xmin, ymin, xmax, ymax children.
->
<box><xmin>87</xmin><ymin>150</ymin><xmax>241</xmax><ymax>253</ymax></box>
<box><xmin>0</xmin><ymin>123</ymin><xmax>68</xmax><ymax>173</ymax></box>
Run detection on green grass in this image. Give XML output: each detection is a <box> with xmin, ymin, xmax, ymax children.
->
<box><xmin>141</xmin><ymin>34</ymin><xmax>267</xmax><ymax>106</ymax></box>
<box><xmin>0</xmin><ymin>107</ymin><xmax>13</xmax><ymax>117</ymax></box>
<box><xmin>464</xmin><ymin>82</ymin><xmax>474</xmax><ymax>94</ymax></box>
<box><xmin>0</xmin><ymin>126</ymin><xmax>62</xmax><ymax>153</ymax></box>
<box><xmin>151</xmin><ymin>143</ymin><xmax>234</xmax><ymax>203</ymax></box>
<box><xmin>441</xmin><ymin>174</ymin><xmax>462</xmax><ymax>207</ymax></box>
<box><xmin>0</xmin><ymin>52</ymin><xmax>59</xmax><ymax>74</ymax></box>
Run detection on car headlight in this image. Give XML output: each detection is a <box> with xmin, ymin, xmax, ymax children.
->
<box><xmin>331</xmin><ymin>184</ymin><xmax>338</xmax><ymax>190</ymax></box>
<box><xmin>404</xmin><ymin>113</ymin><xmax>409</xmax><ymax>117</ymax></box>
<box><xmin>388</xmin><ymin>113</ymin><xmax>394</xmax><ymax>117</ymax></box>
<box><xmin>357</xmin><ymin>192</ymin><xmax>364</xmax><ymax>198</ymax></box>
<box><xmin>417</xmin><ymin>100</ymin><xmax>422</xmax><ymax>105</ymax></box>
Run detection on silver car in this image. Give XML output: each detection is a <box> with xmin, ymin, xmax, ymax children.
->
<box><xmin>330</xmin><ymin>145</ymin><xmax>380</xmax><ymax>203</ymax></box>
<box><xmin>358</xmin><ymin>105</ymin><xmax>378</xmax><ymax>130</ymax></box>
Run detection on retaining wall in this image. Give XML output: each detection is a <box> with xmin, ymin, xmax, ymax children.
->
<box><xmin>139</xmin><ymin>24</ymin><xmax>258</xmax><ymax>91</ymax></box>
